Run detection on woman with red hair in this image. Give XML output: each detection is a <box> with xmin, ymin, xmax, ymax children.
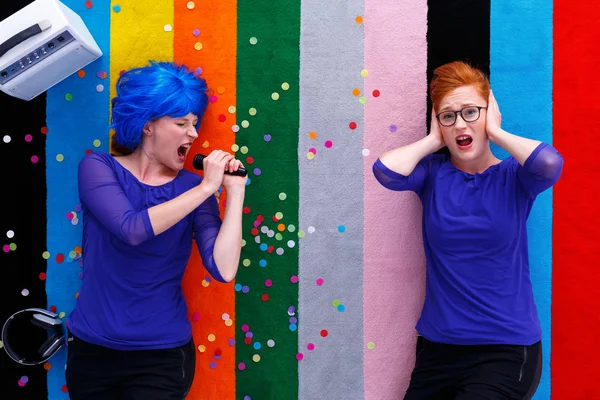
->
<box><xmin>373</xmin><ymin>61</ymin><xmax>563</xmax><ymax>399</ymax></box>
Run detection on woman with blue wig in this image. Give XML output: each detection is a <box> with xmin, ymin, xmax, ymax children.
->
<box><xmin>65</xmin><ymin>61</ymin><xmax>246</xmax><ymax>399</ymax></box>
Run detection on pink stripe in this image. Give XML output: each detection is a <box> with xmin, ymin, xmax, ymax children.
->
<box><xmin>363</xmin><ymin>1</ymin><xmax>428</xmax><ymax>399</ymax></box>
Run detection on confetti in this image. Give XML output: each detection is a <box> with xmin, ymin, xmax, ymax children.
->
<box><xmin>187</xmin><ymin>1</ymin><xmax>195</xmax><ymax>9</ymax></box>
<box><xmin>249</xmin><ymin>37</ymin><xmax>258</xmax><ymax>45</ymax></box>
<box><xmin>164</xmin><ymin>24</ymin><xmax>173</xmax><ymax>32</ymax></box>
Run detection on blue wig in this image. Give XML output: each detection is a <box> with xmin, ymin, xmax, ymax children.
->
<box><xmin>109</xmin><ymin>61</ymin><xmax>209</xmax><ymax>149</ymax></box>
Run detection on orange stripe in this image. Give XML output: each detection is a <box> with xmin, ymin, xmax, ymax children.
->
<box><xmin>175</xmin><ymin>1</ymin><xmax>237</xmax><ymax>399</ymax></box>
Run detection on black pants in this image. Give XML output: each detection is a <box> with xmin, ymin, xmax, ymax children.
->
<box><xmin>404</xmin><ymin>337</ymin><xmax>542</xmax><ymax>400</ymax></box>
<box><xmin>66</xmin><ymin>333</ymin><xmax>196</xmax><ymax>400</ymax></box>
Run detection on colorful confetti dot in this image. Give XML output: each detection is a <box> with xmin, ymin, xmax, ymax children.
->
<box><xmin>194</xmin><ymin>42</ymin><xmax>203</xmax><ymax>50</ymax></box>
<box><xmin>164</xmin><ymin>24</ymin><xmax>173</xmax><ymax>32</ymax></box>
<box><xmin>307</xmin><ymin>343</ymin><xmax>315</xmax><ymax>351</ymax></box>
<box><xmin>56</xmin><ymin>154</ymin><xmax>64</xmax><ymax>162</ymax></box>
<box><xmin>113</xmin><ymin>4</ymin><xmax>121</xmax><ymax>12</ymax></box>
<box><xmin>316</xmin><ymin>278</ymin><xmax>324</xmax><ymax>286</ymax></box>
<box><xmin>3</xmin><ymin>135</ymin><xmax>11</xmax><ymax>143</ymax></box>
<box><xmin>249</xmin><ymin>37</ymin><xmax>258</xmax><ymax>45</ymax></box>
<box><xmin>271</xmin><ymin>92</ymin><xmax>279</xmax><ymax>100</ymax></box>
<box><xmin>65</xmin><ymin>93</ymin><xmax>73</xmax><ymax>101</ymax></box>
<box><xmin>352</xmin><ymin>88</ymin><xmax>361</xmax><ymax>96</ymax></box>
<box><xmin>324</xmin><ymin>140</ymin><xmax>332</xmax><ymax>148</ymax></box>
<box><xmin>96</xmin><ymin>84</ymin><xmax>104</xmax><ymax>92</ymax></box>
<box><xmin>249</xmin><ymin>107</ymin><xmax>257</xmax><ymax>116</ymax></box>
<box><xmin>367</xmin><ymin>341</ymin><xmax>376</xmax><ymax>350</ymax></box>
<box><xmin>85</xmin><ymin>1</ymin><xmax>93</xmax><ymax>9</ymax></box>
<box><xmin>31</xmin><ymin>156</ymin><xmax>39</xmax><ymax>163</ymax></box>
<box><xmin>338</xmin><ymin>225</ymin><xmax>346</xmax><ymax>232</ymax></box>
<box><xmin>361</xmin><ymin>69</ymin><xmax>368</xmax><ymax>77</ymax></box>
<box><xmin>320</xmin><ymin>329</ymin><xmax>328</xmax><ymax>337</ymax></box>
<box><xmin>296</xmin><ymin>353</ymin><xmax>304</xmax><ymax>361</ymax></box>
<box><xmin>187</xmin><ymin>1</ymin><xmax>195</xmax><ymax>9</ymax></box>
<box><xmin>356</xmin><ymin>16</ymin><xmax>363</xmax><ymax>24</ymax></box>
<box><xmin>238</xmin><ymin>363</ymin><xmax>246</xmax><ymax>370</ymax></box>
<box><xmin>349</xmin><ymin>122</ymin><xmax>357</xmax><ymax>130</ymax></box>
<box><xmin>390</xmin><ymin>124</ymin><xmax>397</xmax><ymax>133</ymax></box>
<box><xmin>373</xmin><ymin>89</ymin><xmax>380</xmax><ymax>97</ymax></box>
<box><xmin>362</xmin><ymin>149</ymin><xmax>370</xmax><ymax>156</ymax></box>
<box><xmin>24</xmin><ymin>134</ymin><xmax>32</xmax><ymax>142</ymax></box>
<box><xmin>193</xmin><ymin>29</ymin><xmax>200</xmax><ymax>37</ymax></box>
<box><xmin>281</xmin><ymin>82</ymin><xmax>290</xmax><ymax>90</ymax></box>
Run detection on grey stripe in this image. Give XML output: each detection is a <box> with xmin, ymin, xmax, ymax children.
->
<box><xmin>298</xmin><ymin>1</ymin><xmax>365</xmax><ymax>399</ymax></box>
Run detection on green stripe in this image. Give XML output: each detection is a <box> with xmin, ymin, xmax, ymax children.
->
<box><xmin>235</xmin><ymin>1</ymin><xmax>300</xmax><ymax>399</ymax></box>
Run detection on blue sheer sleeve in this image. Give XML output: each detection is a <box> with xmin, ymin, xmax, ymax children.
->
<box><xmin>372</xmin><ymin>154</ymin><xmax>438</xmax><ymax>195</ymax></box>
<box><xmin>192</xmin><ymin>193</ymin><xmax>226</xmax><ymax>282</ymax></box>
<box><xmin>78</xmin><ymin>152</ymin><xmax>155</xmax><ymax>246</ymax></box>
<box><xmin>517</xmin><ymin>143</ymin><xmax>564</xmax><ymax>198</ymax></box>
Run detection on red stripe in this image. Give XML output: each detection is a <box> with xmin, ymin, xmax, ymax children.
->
<box><xmin>552</xmin><ymin>1</ymin><xmax>600</xmax><ymax>398</ymax></box>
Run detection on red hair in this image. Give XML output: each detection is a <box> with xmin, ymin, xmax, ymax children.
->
<box><xmin>430</xmin><ymin>61</ymin><xmax>490</xmax><ymax>112</ymax></box>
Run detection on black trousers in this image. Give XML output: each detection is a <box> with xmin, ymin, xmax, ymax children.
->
<box><xmin>65</xmin><ymin>333</ymin><xmax>196</xmax><ymax>400</ymax></box>
<box><xmin>404</xmin><ymin>336</ymin><xmax>542</xmax><ymax>400</ymax></box>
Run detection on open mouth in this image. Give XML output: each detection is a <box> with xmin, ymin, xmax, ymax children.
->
<box><xmin>455</xmin><ymin>135</ymin><xmax>473</xmax><ymax>149</ymax></box>
<box><xmin>177</xmin><ymin>144</ymin><xmax>191</xmax><ymax>161</ymax></box>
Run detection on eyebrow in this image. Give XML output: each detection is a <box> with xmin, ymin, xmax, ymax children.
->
<box><xmin>178</xmin><ymin>117</ymin><xmax>198</xmax><ymax>123</ymax></box>
<box><xmin>439</xmin><ymin>103</ymin><xmax>478</xmax><ymax>112</ymax></box>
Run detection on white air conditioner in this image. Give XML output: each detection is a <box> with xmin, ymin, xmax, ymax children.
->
<box><xmin>0</xmin><ymin>0</ymin><xmax>102</xmax><ymax>101</ymax></box>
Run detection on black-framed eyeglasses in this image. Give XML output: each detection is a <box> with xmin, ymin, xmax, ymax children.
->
<box><xmin>436</xmin><ymin>106</ymin><xmax>487</xmax><ymax>127</ymax></box>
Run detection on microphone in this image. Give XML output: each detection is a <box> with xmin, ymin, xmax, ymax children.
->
<box><xmin>192</xmin><ymin>154</ymin><xmax>247</xmax><ymax>177</ymax></box>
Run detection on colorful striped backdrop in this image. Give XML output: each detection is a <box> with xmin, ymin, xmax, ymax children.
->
<box><xmin>1</xmin><ymin>0</ymin><xmax>599</xmax><ymax>399</ymax></box>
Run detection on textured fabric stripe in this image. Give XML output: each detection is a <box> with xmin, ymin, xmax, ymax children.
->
<box><xmin>363</xmin><ymin>1</ymin><xmax>428</xmax><ymax>398</ymax></box>
<box><xmin>176</xmin><ymin>0</ymin><xmax>237</xmax><ymax>398</ymax></box>
<box><xmin>491</xmin><ymin>2</ymin><xmax>553</xmax><ymax>399</ymax></box>
<box><xmin>298</xmin><ymin>1</ymin><xmax>365</xmax><ymax>399</ymax></box>
<box><xmin>234</xmin><ymin>0</ymin><xmax>301</xmax><ymax>398</ymax></box>
<box><xmin>44</xmin><ymin>0</ymin><xmax>111</xmax><ymax>398</ymax></box>
<box><xmin>551</xmin><ymin>1</ymin><xmax>600</xmax><ymax>398</ymax></box>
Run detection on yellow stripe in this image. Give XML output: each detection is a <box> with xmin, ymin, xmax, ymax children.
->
<box><xmin>109</xmin><ymin>0</ymin><xmax>174</xmax><ymax>153</ymax></box>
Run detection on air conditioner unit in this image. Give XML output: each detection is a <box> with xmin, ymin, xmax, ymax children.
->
<box><xmin>0</xmin><ymin>0</ymin><xmax>102</xmax><ymax>101</ymax></box>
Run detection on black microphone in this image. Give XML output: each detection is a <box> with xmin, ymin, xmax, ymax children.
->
<box><xmin>192</xmin><ymin>154</ymin><xmax>247</xmax><ymax>177</ymax></box>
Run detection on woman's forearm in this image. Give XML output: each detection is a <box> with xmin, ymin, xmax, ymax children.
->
<box><xmin>147</xmin><ymin>183</ymin><xmax>215</xmax><ymax>236</ymax></box>
<box><xmin>212</xmin><ymin>189</ymin><xmax>245</xmax><ymax>282</ymax></box>
<box><xmin>379</xmin><ymin>134</ymin><xmax>444</xmax><ymax>176</ymax></box>
<box><xmin>488</xmin><ymin>128</ymin><xmax>542</xmax><ymax>166</ymax></box>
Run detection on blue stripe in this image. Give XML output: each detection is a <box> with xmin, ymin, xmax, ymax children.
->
<box><xmin>490</xmin><ymin>2</ymin><xmax>553</xmax><ymax>398</ymax></box>
<box><xmin>46</xmin><ymin>1</ymin><xmax>110</xmax><ymax>398</ymax></box>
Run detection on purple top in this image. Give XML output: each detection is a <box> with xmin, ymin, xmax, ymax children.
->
<box><xmin>68</xmin><ymin>152</ymin><xmax>224</xmax><ymax>350</ymax></box>
<box><xmin>373</xmin><ymin>143</ymin><xmax>563</xmax><ymax>345</ymax></box>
